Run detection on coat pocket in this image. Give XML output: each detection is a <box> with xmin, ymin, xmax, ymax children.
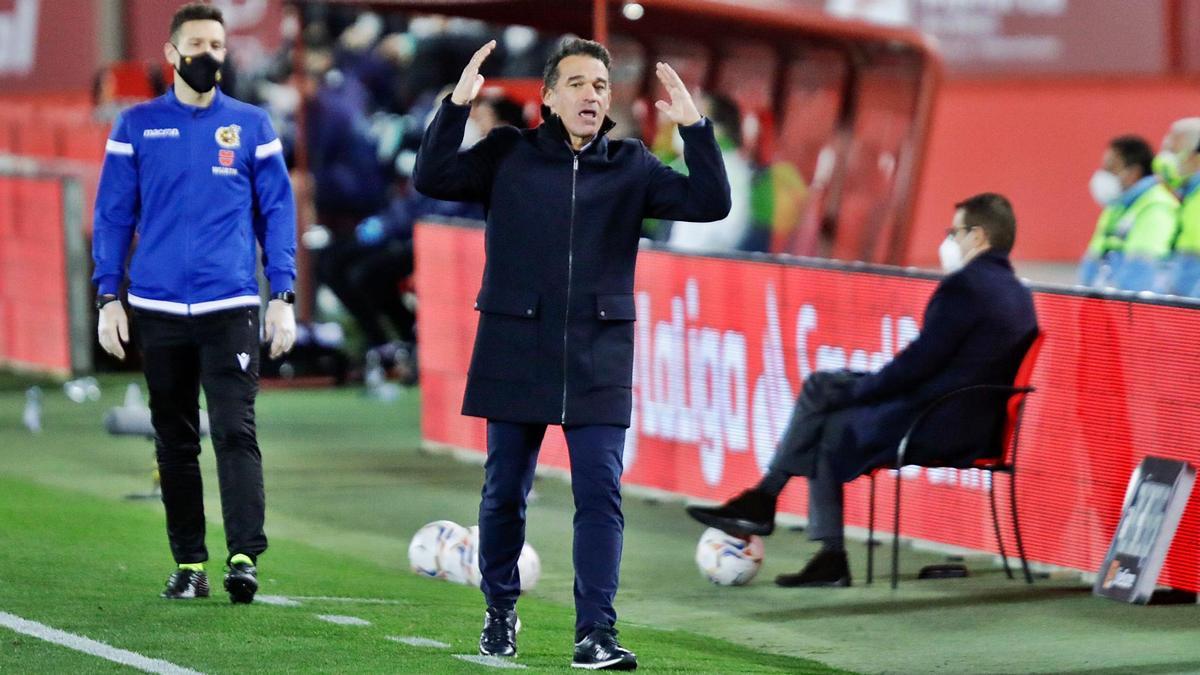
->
<box><xmin>592</xmin><ymin>293</ymin><xmax>636</xmax><ymax>388</ymax></box>
<box><xmin>469</xmin><ymin>288</ymin><xmax>540</xmax><ymax>382</ymax></box>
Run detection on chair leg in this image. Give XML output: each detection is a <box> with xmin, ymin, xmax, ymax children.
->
<box><xmin>891</xmin><ymin>468</ymin><xmax>901</xmax><ymax>590</ymax></box>
<box><xmin>1009</xmin><ymin>466</ymin><xmax>1034</xmax><ymax>584</ymax></box>
<box><xmin>867</xmin><ymin>472</ymin><xmax>876</xmax><ymax>585</ymax></box>
<box><xmin>988</xmin><ymin>470</ymin><xmax>1013</xmax><ymax>580</ymax></box>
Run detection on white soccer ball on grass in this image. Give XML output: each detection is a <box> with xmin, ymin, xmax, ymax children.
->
<box><xmin>408</xmin><ymin>520</ymin><xmax>468</xmax><ymax>579</ymax></box>
<box><xmin>439</xmin><ymin>523</ymin><xmax>478</xmax><ymax>585</ymax></box>
<box><xmin>695</xmin><ymin>527</ymin><xmax>764</xmax><ymax>586</ymax></box>
<box><xmin>462</xmin><ymin>526</ymin><xmax>540</xmax><ymax>591</ymax></box>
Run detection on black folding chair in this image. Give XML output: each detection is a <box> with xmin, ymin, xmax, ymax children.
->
<box><xmin>866</xmin><ymin>330</ymin><xmax>1045</xmax><ymax>589</ymax></box>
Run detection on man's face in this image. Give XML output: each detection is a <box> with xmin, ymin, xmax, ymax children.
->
<box><xmin>1183</xmin><ymin>146</ymin><xmax>1200</xmax><ymax>178</ymax></box>
<box><xmin>948</xmin><ymin>209</ymin><xmax>982</xmax><ymax>258</ymax></box>
<box><xmin>1101</xmin><ymin>148</ymin><xmax>1139</xmax><ymax>190</ymax></box>
<box><xmin>543</xmin><ymin>55</ymin><xmax>612</xmax><ymax>141</ymax></box>
<box><xmin>165</xmin><ymin>19</ymin><xmax>227</xmax><ymax>69</ymax></box>
<box><xmin>1164</xmin><ymin>129</ymin><xmax>1185</xmax><ymax>155</ymax></box>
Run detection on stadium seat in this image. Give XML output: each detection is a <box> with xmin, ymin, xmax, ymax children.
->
<box><xmin>866</xmin><ymin>330</ymin><xmax>1046</xmax><ymax>589</ymax></box>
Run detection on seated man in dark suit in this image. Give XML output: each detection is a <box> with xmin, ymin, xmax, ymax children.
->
<box><xmin>687</xmin><ymin>192</ymin><xmax>1039</xmax><ymax>587</ymax></box>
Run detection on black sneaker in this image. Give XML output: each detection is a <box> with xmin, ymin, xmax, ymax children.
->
<box><xmin>685</xmin><ymin>489</ymin><xmax>777</xmax><ymax>536</ymax></box>
<box><xmin>479</xmin><ymin>607</ymin><xmax>520</xmax><ymax>657</ymax></box>
<box><xmin>572</xmin><ymin>627</ymin><xmax>637</xmax><ymax>670</ymax></box>
<box><xmin>775</xmin><ymin>549</ymin><xmax>852</xmax><ymax>588</ymax></box>
<box><xmin>224</xmin><ymin>558</ymin><xmax>258</xmax><ymax>604</ymax></box>
<box><xmin>161</xmin><ymin>569</ymin><xmax>210</xmax><ymax>599</ymax></box>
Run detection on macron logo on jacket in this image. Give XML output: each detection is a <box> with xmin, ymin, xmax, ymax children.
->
<box><xmin>92</xmin><ymin>89</ymin><xmax>297</xmax><ymax>316</ymax></box>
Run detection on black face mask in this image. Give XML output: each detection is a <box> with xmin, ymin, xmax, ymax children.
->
<box><xmin>173</xmin><ymin>46</ymin><xmax>223</xmax><ymax>93</ymax></box>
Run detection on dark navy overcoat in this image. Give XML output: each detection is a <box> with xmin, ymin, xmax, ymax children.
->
<box><xmin>414</xmin><ymin>99</ymin><xmax>731</xmax><ymax>426</ymax></box>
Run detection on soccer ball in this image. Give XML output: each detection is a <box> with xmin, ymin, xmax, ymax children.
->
<box><xmin>463</xmin><ymin>526</ymin><xmax>540</xmax><ymax>591</ymax></box>
<box><xmin>464</xmin><ymin>525</ymin><xmax>483</xmax><ymax>587</ymax></box>
<box><xmin>439</xmin><ymin>524</ymin><xmax>478</xmax><ymax>585</ymax></box>
<box><xmin>408</xmin><ymin>520</ymin><xmax>467</xmax><ymax>579</ymax></box>
<box><xmin>517</xmin><ymin>542</ymin><xmax>541</xmax><ymax>591</ymax></box>
<box><xmin>695</xmin><ymin>527</ymin><xmax>764</xmax><ymax>586</ymax></box>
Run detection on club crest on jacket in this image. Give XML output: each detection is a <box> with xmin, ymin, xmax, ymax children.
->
<box><xmin>215</xmin><ymin>124</ymin><xmax>241</xmax><ymax>149</ymax></box>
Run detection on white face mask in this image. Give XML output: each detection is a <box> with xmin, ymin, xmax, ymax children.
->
<box><xmin>1089</xmin><ymin>169</ymin><xmax>1123</xmax><ymax>206</ymax></box>
<box><xmin>938</xmin><ymin>235</ymin><xmax>964</xmax><ymax>273</ymax></box>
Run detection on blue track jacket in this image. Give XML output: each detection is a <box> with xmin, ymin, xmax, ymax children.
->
<box><xmin>92</xmin><ymin>89</ymin><xmax>296</xmax><ymax>315</ymax></box>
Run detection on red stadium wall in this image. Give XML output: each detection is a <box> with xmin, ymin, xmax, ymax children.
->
<box><xmin>908</xmin><ymin>78</ymin><xmax>1200</xmax><ymax>266</ymax></box>
<box><xmin>0</xmin><ymin>178</ymin><xmax>70</xmax><ymax>374</ymax></box>
<box><xmin>417</xmin><ymin>221</ymin><xmax>1200</xmax><ymax>593</ymax></box>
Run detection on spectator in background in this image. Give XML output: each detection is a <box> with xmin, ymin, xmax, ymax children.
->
<box><xmin>1161</xmin><ymin>118</ymin><xmax>1200</xmax><ymax>296</ymax></box>
<box><xmin>1079</xmin><ymin>135</ymin><xmax>1178</xmax><ymax>292</ymax></box>
<box><xmin>303</xmin><ymin>46</ymin><xmax>387</xmax><ymax>236</ymax></box>
<box><xmin>665</xmin><ymin>93</ymin><xmax>753</xmax><ymax>253</ymax></box>
<box><xmin>328</xmin><ymin>94</ymin><xmax>524</xmax><ymax>379</ymax></box>
<box><xmin>1152</xmin><ymin>118</ymin><xmax>1200</xmax><ymax>192</ymax></box>
<box><xmin>400</xmin><ymin>15</ymin><xmax>503</xmax><ymax>115</ymax></box>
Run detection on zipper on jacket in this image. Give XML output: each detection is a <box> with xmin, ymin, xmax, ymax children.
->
<box><xmin>561</xmin><ymin>152</ymin><xmax>579</xmax><ymax>424</ymax></box>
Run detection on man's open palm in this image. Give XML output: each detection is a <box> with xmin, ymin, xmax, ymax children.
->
<box><xmin>654</xmin><ymin>62</ymin><xmax>701</xmax><ymax>126</ymax></box>
<box><xmin>451</xmin><ymin>40</ymin><xmax>496</xmax><ymax>105</ymax></box>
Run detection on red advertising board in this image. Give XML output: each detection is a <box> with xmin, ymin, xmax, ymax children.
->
<box><xmin>0</xmin><ymin>177</ymin><xmax>69</xmax><ymax>374</ymax></box>
<box><xmin>416</xmin><ymin>221</ymin><xmax>1200</xmax><ymax>592</ymax></box>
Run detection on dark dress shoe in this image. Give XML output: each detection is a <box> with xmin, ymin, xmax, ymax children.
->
<box><xmin>572</xmin><ymin>627</ymin><xmax>637</xmax><ymax>670</ymax></box>
<box><xmin>685</xmin><ymin>489</ymin><xmax>776</xmax><ymax>536</ymax></box>
<box><xmin>775</xmin><ymin>549</ymin><xmax>851</xmax><ymax>587</ymax></box>
<box><xmin>479</xmin><ymin>606</ymin><xmax>520</xmax><ymax>657</ymax></box>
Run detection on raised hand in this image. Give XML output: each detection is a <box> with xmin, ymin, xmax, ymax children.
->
<box><xmin>653</xmin><ymin>62</ymin><xmax>701</xmax><ymax>127</ymax></box>
<box><xmin>451</xmin><ymin>40</ymin><xmax>497</xmax><ymax>105</ymax></box>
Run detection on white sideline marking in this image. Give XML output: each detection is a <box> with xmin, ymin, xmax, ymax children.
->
<box><xmin>387</xmin><ymin>636</ymin><xmax>451</xmax><ymax>648</ymax></box>
<box><xmin>291</xmin><ymin>595</ymin><xmax>403</xmax><ymax>605</ymax></box>
<box><xmin>453</xmin><ymin>654</ymin><xmax>528</xmax><ymax>669</ymax></box>
<box><xmin>316</xmin><ymin>614</ymin><xmax>371</xmax><ymax>626</ymax></box>
<box><xmin>255</xmin><ymin>595</ymin><xmax>301</xmax><ymax>607</ymax></box>
<box><xmin>0</xmin><ymin>610</ymin><xmax>203</xmax><ymax>675</ymax></box>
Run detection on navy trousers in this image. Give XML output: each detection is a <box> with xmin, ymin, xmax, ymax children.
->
<box><xmin>479</xmin><ymin>421</ymin><xmax>625</xmax><ymax>640</ymax></box>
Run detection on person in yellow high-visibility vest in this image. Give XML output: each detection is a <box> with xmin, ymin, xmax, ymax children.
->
<box><xmin>1152</xmin><ymin>118</ymin><xmax>1200</xmax><ymax>192</ymax></box>
<box><xmin>1079</xmin><ymin>135</ymin><xmax>1179</xmax><ymax>292</ymax></box>
<box><xmin>1160</xmin><ymin>119</ymin><xmax>1200</xmax><ymax>296</ymax></box>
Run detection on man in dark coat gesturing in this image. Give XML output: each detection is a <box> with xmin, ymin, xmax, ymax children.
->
<box><xmin>414</xmin><ymin>38</ymin><xmax>730</xmax><ymax>668</ymax></box>
<box><xmin>687</xmin><ymin>193</ymin><xmax>1038</xmax><ymax>589</ymax></box>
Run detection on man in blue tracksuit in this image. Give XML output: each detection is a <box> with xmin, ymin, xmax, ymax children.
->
<box><xmin>415</xmin><ymin>39</ymin><xmax>730</xmax><ymax>669</ymax></box>
<box><xmin>92</xmin><ymin>3</ymin><xmax>296</xmax><ymax>604</ymax></box>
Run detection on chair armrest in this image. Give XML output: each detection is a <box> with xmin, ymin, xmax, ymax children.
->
<box><xmin>895</xmin><ymin>384</ymin><xmax>1035</xmax><ymax>467</ymax></box>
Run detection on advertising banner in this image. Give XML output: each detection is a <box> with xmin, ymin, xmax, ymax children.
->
<box><xmin>416</xmin><ymin>221</ymin><xmax>1200</xmax><ymax>593</ymax></box>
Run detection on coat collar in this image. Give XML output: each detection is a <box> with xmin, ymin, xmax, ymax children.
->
<box><xmin>969</xmin><ymin>249</ymin><xmax>1013</xmax><ymax>271</ymax></box>
<box><xmin>536</xmin><ymin>104</ymin><xmax>616</xmax><ymax>155</ymax></box>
